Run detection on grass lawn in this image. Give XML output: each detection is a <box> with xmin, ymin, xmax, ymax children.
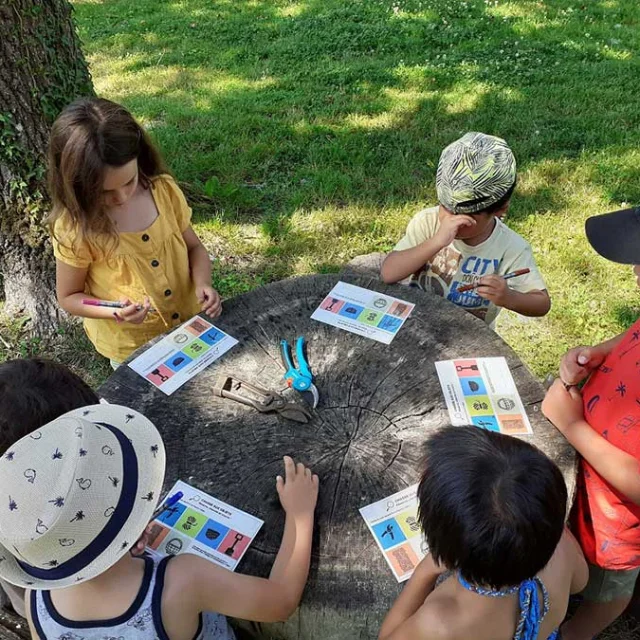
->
<box><xmin>2</xmin><ymin>0</ymin><xmax>640</xmax><ymax>381</ymax></box>
<box><xmin>60</xmin><ymin>0</ymin><xmax>640</xmax><ymax>381</ymax></box>
<box><xmin>1</xmin><ymin>0</ymin><xmax>640</xmax><ymax>635</ymax></box>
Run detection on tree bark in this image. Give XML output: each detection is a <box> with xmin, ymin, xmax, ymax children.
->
<box><xmin>0</xmin><ymin>0</ymin><xmax>93</xmax><ymax>333</ymax></box>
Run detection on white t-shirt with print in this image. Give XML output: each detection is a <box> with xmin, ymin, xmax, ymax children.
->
<box><xmin>393</xmin><ymin>207</ymin><xmax>547</xmax><ymax>326</ymax></box>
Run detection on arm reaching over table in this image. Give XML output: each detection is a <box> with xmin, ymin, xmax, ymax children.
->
<box><xmin>164</xmin><ymin>456</ymin><xmax>319</xmax><ymax>625</ymax></box>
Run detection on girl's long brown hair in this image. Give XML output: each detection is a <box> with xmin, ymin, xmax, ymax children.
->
<box><xmin>47</xmin><ymin>97</ymin><xmax>167</xmax><ymax>259</ymax></box>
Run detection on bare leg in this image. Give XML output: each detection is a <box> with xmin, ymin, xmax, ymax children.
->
<box><xmin>561</xmin><ymin>597</ymin><xmax>631</xmax><ymax>640</ymax></box>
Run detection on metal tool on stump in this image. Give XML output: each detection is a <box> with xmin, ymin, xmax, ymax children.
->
<box><xmin>213</xmin><ymin>375</ymin><xmax>311</xmax><ymax>423</ymax></box>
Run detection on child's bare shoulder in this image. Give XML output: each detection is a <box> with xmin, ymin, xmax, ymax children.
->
<box><xmin>411</xmin><ymin>594</ymin><xmax>463</xmax><ymax>640</ymax></box>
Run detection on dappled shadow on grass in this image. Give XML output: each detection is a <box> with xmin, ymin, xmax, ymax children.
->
<box><xmin>75</xmin><ymin>0</ymin><xmax>640</xmax><ymax>231</ymax></box>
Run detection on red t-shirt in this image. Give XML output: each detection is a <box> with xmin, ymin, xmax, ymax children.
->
<box><xmin>572</xmin><ymin>319</ymin><xmax>640</xmax><ymax>570</ymax></box>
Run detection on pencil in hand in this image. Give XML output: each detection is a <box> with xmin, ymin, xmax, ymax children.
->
<box><xmin>456</xmin><ymin>268</ymin><xmax>530</xmax><ymax>293</ymax></box>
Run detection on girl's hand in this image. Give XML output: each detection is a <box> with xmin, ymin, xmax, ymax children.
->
<box><xmin>542</xmin><ymin>378</ymin><xmax>585</xmax><ymax>435</ymax></box>
<box><xmin>196</xmin><ymin>285</ymin><xmax>222</xmax><ymax>318</ymax></box>
<box><xmin>117</xmin><ymin>297</ymin><xmax>151</xmax><ymax>324</ymax></box>
<box><xmin>276</xmin><ymin>456</ymin><xmax>319</xmax><ymax>519</ymax></box>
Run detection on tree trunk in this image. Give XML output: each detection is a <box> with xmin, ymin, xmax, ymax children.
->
<box><xmin>0</xmin><ymin>0</ymin><xmax>93</xmax><ymax>333</ymax></box>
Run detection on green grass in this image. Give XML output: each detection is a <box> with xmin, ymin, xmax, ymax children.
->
<box><xmin>62</xmin><ymin>0</ymin><xmax>640</xmax><ymax>382</ymax></box>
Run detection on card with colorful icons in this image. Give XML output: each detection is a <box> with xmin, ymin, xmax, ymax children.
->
<box><xmin>128</xmin><ymin>315</ymin><xmax>238</xmax><ymax>395</ymax></box>
<box><xmin>146</xmin><ymin>480</ymin><xmax>263</xmax><ymax>572</ymax></box>
<box><xmin>359</xmin><ymin>484</ymin><xmax>428</xmax><ymax>582</ymax></box>
<box><xmin>434</xmin><ymin>357</ymin><xmax>532</xmax><ymax>435</ymax></box>
<box><xmin>311</xmin><ymin>281</ymin><xmax>415</xmax><ymax>344</ymax></box>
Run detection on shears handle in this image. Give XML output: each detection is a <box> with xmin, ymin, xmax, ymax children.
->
<box><xmin>295</xmin><ymin>337</ymin><xmax>313</xmax><ymax>378</ymax></box>
<box><xmin>280</xmin><ymin>338</ymin><xmax>312</xmax><ymax>392</ymax></box>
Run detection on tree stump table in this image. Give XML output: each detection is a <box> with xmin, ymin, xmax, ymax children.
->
<box><xmin>98</xmin><ymin>274</ymin><xmax>576</xmax><ymax>640</ymax></box>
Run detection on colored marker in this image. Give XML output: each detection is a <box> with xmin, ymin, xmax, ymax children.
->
<box><xmin>82</xmin><ymin>298</ymin><xmax>156</xmax><ymax>313</ymax></box>
<box><xmin>456</xmin><ymin>268</ymin><xmax>530</xmax><ymax>293</ymax></box>
<box><xmin>151</xmin><ymin>491</ymin><xmax>184</xmax><ymax>521</ymax></box>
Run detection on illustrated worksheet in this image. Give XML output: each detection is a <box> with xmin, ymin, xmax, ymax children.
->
<box><xmin>128</xmin><ymin>315</ymin><xmax>238</xmax><ymax>395</ymax></box>
<box><xmin>360</xmin><ymin>484</ymin><xmax>427</xmax><ymax>582</ymax></box>
<box><xmin>311</xmin><ymin>281</ymin><xmax>414</xmax><ymax>344</ymax></box>
<box><xmin>435</xmin><ymin>357</ymin><xmax>533</xmax><ymax>435</ymax></box>
<box><xmin>146</xmin><ymin>480</ymin><xmax>263</xmax><ymax>572</ymax></box>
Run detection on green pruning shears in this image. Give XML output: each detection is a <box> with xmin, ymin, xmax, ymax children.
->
<box><xmin>280</xmin><ymin>337</ymin><xmax>319</xmax><ymax>408</ymax></box>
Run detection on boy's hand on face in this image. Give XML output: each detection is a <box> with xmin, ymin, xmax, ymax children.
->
<box><xmin>475</xmin><ymin>274</ymin><xmax>512</xmax><ymax>307</ymax></box>
<box><xmin>560</xmin><ymin>345</ymin><xmax>605</xmax><ymax>386</ymax></box>
<box><xmin>276</xmin><ymin>456</ymin><xmax>319</xmax><ymax>520</ymax></box>
<box><xmin>434</xmin><ymin>214</ymin><xmax>476</xmax><ymax>247</ymax></box>
<box><xmin>542</xmin><ymin>378</ymin><xmax>585</xmax><ymax>434</ymax></box>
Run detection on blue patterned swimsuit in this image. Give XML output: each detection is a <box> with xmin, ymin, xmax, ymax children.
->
<box><xmin>457</xmin><ymin>573</ymin><xmax>559</xmax><ymax>640</ymax></box>
<box><xmin>30</xmin><ymin>555</ymin><xmax>235</xmax><ymax>640</ymax></box>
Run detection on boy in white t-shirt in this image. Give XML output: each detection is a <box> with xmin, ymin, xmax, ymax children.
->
<box><xmin>381</xmin><ymin>132</ymin><xmax>550</xmax><ymax>326</ymax></box>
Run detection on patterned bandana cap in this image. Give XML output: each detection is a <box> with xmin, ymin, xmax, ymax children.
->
<box><xmin>436</xmin><ymin>132</ymin><xmax>516</xmax><ymax>214</ymax></box>
<box><xmin>0</xmin><ymin>404</ymin><xmax>166</xmax><ymax>590</ymax></box>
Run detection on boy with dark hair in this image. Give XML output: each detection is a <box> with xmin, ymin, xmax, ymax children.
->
<box><xmin>543</xmin><ymin>206</ymin><xmax>640</xmax><ymax>639</ymax></box>
<box><xmin>381</xmin><ymin>133</ymin><xmax>550</xmax><ymax>326</ymax></box>
<box><xmin>0</xmin><ymin>358</ymin><xmax>99</xmax><ymax>617</ymax></box>
<box><xmin>379</xmin><ymin>426</ymin><xmax>587</xmax><ymax>640</ymax></box>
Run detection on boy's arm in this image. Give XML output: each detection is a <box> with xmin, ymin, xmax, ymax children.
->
<box><xmin>381</xmin><ymin>215</ymin><xmax>476</xmax><ymax>284</ymax></box>
<box><xmin>502</xmin><ymin>288</ymin><xmax>550</xmax><ymax>317</ymax></box>
<box><xmin>168</xmin><ymin>457</ymin><xmax>318</xmax><ymax>623</ymax></box>
<box><xmin>476</xmin><ymin>275</ymin><xmax>550</xmax><ymax>317</ymax></box>
<box><xmin>543</xmin><ymin>381</ymin><xmax>640</xmax><ymax>504</ymax></box>
<box><xmin>378</xmin><ymin>554</ymin><xmax>446</xmax><ymax>640</ymax></box>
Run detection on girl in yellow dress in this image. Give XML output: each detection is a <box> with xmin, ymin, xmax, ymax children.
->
<box><xmin>48</xmin><ymin>98</ymin><xmax>221</xmax><ymax>367</ymax></box>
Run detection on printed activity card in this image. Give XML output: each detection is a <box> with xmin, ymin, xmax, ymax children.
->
<box><xmin>360</xmin><ymin>484</ymin><xmax>427</xmax><ymax>582</ymax></box>
<box><xmin>129</xmin><ymin>315</ymin><xmax>238</xmax><ymax>395</ymax></box>
<box><xmin>435</xmin><ymin>357</ymin><xmax>533</xmax><ymax>435</ymax></box>
<box><xmin>146</xmin><ymin>480</ymin><xmax>263</xmax><ymax>572</ymax></box>
<box><xmin>311</xmin><ymin>281</ymin><xmax>414</xmax><ymax>344</ymax></box>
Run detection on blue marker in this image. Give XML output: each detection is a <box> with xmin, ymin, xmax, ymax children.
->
<box><xmin>151</xmin><ymin>491</ymin><xmax>184</xmax><ymax>521</ymax></box>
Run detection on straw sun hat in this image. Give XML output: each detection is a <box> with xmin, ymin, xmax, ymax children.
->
<box><xmin>0</xmin><ymin>404</ymin><xmax>166</xmax><ymax>590</ymax></box>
